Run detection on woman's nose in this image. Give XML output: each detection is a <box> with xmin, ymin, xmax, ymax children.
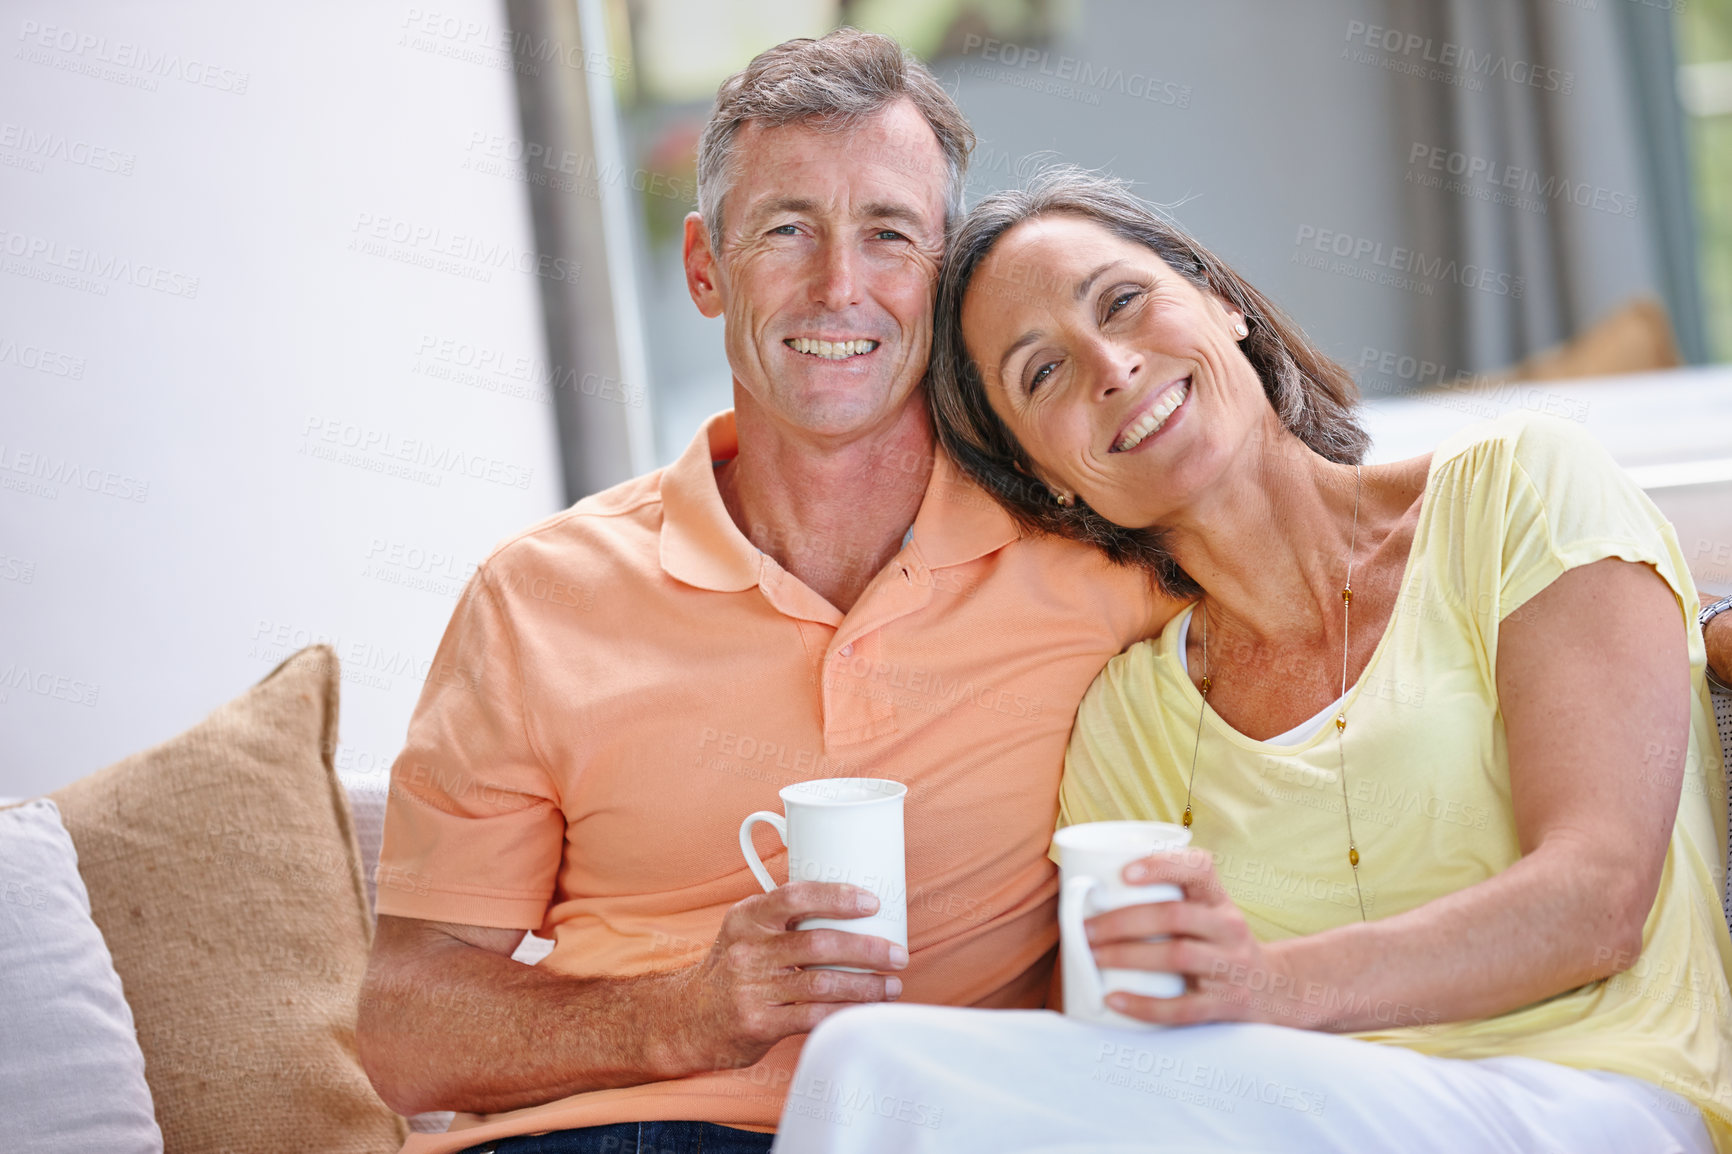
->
<box><xmin>1087</xmin><ymin>341</ymin><xmax>1141</xmax><ymax>402</ymax></box>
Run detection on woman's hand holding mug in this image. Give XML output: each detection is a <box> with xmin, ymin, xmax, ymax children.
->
<box><xmin>1086</xmin><ymin>844</ymin><xmax>1298</xmax><ymax>1027</ymax></box>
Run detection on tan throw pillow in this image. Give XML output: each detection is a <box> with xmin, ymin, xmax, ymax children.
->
<box><xmin>51</xmin><ymin>645</ymin><xmax>407</xmax><ymax>1154</ymax></box>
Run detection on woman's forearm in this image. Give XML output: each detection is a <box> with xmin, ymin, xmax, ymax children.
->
<box><xmin>1263</xmin><ymin>559</ymin><xmax>1692</xmax><ymax>1034</ymax></box>
<box><xmin>1266</xmin><ymin>836</ymin><xmax>1648</xmax><ymax>1033</ymax></box>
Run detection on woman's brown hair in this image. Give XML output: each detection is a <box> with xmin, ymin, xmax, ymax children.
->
<box><xmin>928</xmin><ymin>165</ymin><xmax>1370</xmax><ymax>595</ymax></box>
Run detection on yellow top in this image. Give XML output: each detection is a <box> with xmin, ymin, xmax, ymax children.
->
<box><xmin>1059</xmin><ymin>413</ymin><xmax>1732</xmax><ymax>1146</ymax></box>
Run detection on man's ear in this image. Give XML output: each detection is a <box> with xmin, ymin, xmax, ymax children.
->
<box><xmin>683</xmin><ymin>212</ymin><xmax>723</xmax><ymax>318</ymax></box>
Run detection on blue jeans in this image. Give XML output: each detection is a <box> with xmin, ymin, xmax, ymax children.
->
<box><xmin>459</xmin><ymin>1121</ymin><xmax>774</xmax><ymax>1154</ymax></box>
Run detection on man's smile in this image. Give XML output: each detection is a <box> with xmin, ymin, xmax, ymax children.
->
<box><xmin>783</xmin><ymin>337</ymin><xmax>882</xmax><ymax>360</ymax></box>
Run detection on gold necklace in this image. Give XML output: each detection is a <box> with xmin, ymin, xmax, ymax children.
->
<box><xmin>1180</xmin><ymin>464</ymin><xmax>1368</xmax><ymax>921</ymax></box>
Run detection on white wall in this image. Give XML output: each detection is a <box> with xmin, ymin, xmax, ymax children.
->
<box><xmin>0</xmin><ymin>2</ymin><xmax>566</xmax><ymax>798</ymax></box>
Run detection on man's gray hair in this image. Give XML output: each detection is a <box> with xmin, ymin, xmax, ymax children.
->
<box><xmin>695</xmin><ymin>28</ymin><xmax>974</xmax><ymax>255</ymax></box>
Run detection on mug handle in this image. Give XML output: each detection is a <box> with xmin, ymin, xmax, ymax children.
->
<box><xmin>739</xmin><ymin>811</ymin><xmax>787</xmax><ymax>893</ymax></box>
<box><xmin>1061</xmin><ymin>875</ymin><xmax>1104</xmax><ymax>1015</ymax></box>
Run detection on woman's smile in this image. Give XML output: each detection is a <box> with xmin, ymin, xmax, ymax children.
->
<box><xmin>1111</xmin><ymin>376</ymin><xmax>1191</xmax><ymax>453</ymax></box>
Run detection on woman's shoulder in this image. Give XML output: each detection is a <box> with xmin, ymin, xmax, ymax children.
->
<box><xmin>1427</xmin><ymin>411</ymin><xmax>1619</xmax><ymax>488</ymax></box>
<box><xmin>1418</xmin><ymin>411</ymin><xmax>1643</xmax><ymax>550</ymax></box>
<box><xmin>1091</xmin><ymin>631</ymin><xmax>1166</xmax><ymax>697</ymax></box>
<box><xmin>1417</xmin><ymin>411</ymin><xmax>1683</xmax><ymax>620</ymax></box>
<box><xmin>1078</xmin><ymin>613</ymin><xmax>1187</xmax><ymax>723</ymax></box>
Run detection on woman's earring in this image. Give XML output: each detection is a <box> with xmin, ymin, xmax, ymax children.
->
<box><xmin>1052</xmin><ymin>489</ymin><xmax>1074</xmax><ymax>507</ymax></box>
<box><xmin>1233</xmin><ymin>319</ymin><xmax>1249</xmax><ymax>339</ymax></box>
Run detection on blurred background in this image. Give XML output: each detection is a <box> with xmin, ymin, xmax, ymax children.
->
<box><xmin>3</xmin><ymin>0</ymin><xmax>1729</xmax><ymax>799</ymax></box>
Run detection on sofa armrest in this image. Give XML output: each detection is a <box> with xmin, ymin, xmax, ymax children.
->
<box><xmin>344</xmin><ymin>776</ymin><xmax>389</xmax><ymax>919</ymax></box>
<box><xmin>1714</xmin><ymin>686</ymin><xmax>1732</xmax><ymax>929</ymax></box>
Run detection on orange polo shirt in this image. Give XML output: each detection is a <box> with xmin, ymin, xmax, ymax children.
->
<box><xmin>377</xmin><ymin>411</ymin><xmax>1164</xmax><ymax>1151</ymax></box>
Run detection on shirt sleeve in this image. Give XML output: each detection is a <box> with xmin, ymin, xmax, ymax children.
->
<box><xmin>375</xmin><ymin>561</ymin><xmax>566</xmax><ymax>930</ymax></box>
<box><xmin>1052</xmin><ymin>646</ymin><xmax>1172</xmax><ymax>861</ymax></box>
<box><xmin>1495</xmin><ymin>414</ymin><xmax>1700</xmax><ymax>624</ymax></box>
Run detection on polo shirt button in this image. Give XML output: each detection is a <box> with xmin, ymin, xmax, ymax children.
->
<box><xmin>839</xmin><ymin>645</ymin><xmax>852</xmax><ymax>657</ymax></box>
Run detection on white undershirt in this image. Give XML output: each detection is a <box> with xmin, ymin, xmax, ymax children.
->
<box><xmin>1175</xmin><ymin>604</ymin><xmax>1344</xmax><ymax>747</ymax></box>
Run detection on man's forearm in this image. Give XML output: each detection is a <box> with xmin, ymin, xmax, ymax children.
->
<box><xmin>358</xmin><ymin>932</ymin><xmax>698</xmax><ymax>1117</ymax></box>
<box><xmin>358</xmin><ymin>889</ymin><xmax>902</xmax><ymax>1118</ymax></box>
<box><xmin>1705</xmin><ymin>599</ymin><xmax>1732</xmax><ymax>689</ymax></box>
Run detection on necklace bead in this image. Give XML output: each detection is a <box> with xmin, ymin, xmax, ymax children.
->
<box><xmin>1179</xmin><ymin>464</ymin><xmax>1369</xmax><ymax>922</ymax></box>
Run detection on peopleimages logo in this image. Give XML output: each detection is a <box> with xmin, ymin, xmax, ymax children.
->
<box><xmin>0</xmin><ymin>441</ymin><xmax>149</xmax><ymax>502</ymax></box>
<box><xmin>0</xmin><ymin>122</ymin><xmax>136</xmax><ymax>175</ymax></box>
<box><xmin>0</xmin><ymin>227</ymin><xmax>200</xmax><ymax>299</ymax></box>
<box><xmin>1356</xmin><ymin>347</ymin><xmax>1590</xmax><ymax>424</ymax></box>
<box><xmin>299</xmin><ymin>416</ymin><xmax>536</xmax><ymax>491</ymax></box>
<box><xmin>412</xmin><ymin>334</ymin><xmax>646</xmax><ymax>409</ymax></box>
<box><xmin>0</xmin><ymin>662</ymin><xmax>100</xmax><ymax>708</ymax></box>
<box><xmin>1342</xmin><ymin>20</ymin><xmax>1573</xmax><ymax>94</ymax></box>
<box><xmin>398</xmin><ymin>7</ymin><xmax>632</xmax><ymax>80</ymax></box>
<box><xmin>961</xmin><ymin>34</ymin><xmax>1192</xmax><ymax>108</ymax></box>
<box><xmin>14</xmin><ymin>19</ymin><xmax>251</xmax><ymax>94</ymax></box>
<box><xmin>1406</xmin><ymin>143</ymin><xmax>1639</xmax><ymax>218</ymax></box>
<box><xmin>348</xmin><ymin>212</ymin><xmax>580</xmax><ymax>286</ymax></box>
<box><xmin>0</xmin><ymin>334</ymin><xmax>86</xmax><ymax>379</ymax></box>
<box><xmin>1292</xmin><ymin>224</ymin><xmax>1525</xmax><ymax>299</ymax></box>
<box><xmin>462</xmin><ymin>133</ymin><xmax>692</xmax><ymax>203</ymax></box>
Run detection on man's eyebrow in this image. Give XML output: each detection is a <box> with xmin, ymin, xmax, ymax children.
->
<box><xmin>745</xmin><ymin>196</ymin><xmax>932</xmax><ymax>231</ymax></box>
<box><xmin>858</xmin><ymin>201</ymin><xmax>928</xmax><ymax>230</ymax></box>
<box><xmin>750</xmin><ymin>196</ymin><xmax>819</xmax><ymax>220</ymax></box>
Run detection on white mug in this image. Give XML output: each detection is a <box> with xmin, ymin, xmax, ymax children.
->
<box><xmin>739</xmin><ymin>778</ymin><xmax>908</xmax><ymax>965</ymax></box>
<box><xmin>1054</xmin><ymin>820</ymin><xmax>1192</xmax><ymax>1027</ymax></box>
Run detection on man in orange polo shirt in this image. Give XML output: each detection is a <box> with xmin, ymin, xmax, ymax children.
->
<box><xmin>353</xmin><ymin>29</ymin><xmax>1141</xmax><ymax>1154</ymax></box>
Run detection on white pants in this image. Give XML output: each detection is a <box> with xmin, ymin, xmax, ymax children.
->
<box><xmin>771</xmin><ymin>1005</ymin><xmax>1715</xmax><ymax>1154</ymax></box>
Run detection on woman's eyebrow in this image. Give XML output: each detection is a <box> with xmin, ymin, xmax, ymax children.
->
<box><xmin>994</xmin><ymin>259</ymin><xmax>1128</xmax><ymax>382</ymax></box>
<box><xmin>1075</xmin><ymin>260</ymin><xmax>1123</xmax><ymax>301</ymax></box>
<box><xmin>998</xmin><ymin>331</ymin><xmax>1041</xmax><ymax>384</ymax></box>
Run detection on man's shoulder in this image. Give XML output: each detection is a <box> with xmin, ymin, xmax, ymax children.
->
<box><xmin>996</xmin><ymin>527</ymin><xmax>1158</xmax><ymax>593</ymax></box>
<box><xmin>480</xmin><ymin>467</ymin><xmax>667</xmax><ymax>584</ymax></box>
<box><xmin>978</xmin><ymin>528</ymin><xmax>1179</xmax><ymax>643</ymax></box>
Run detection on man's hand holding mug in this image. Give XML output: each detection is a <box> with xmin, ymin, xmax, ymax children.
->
<box><xmin>679</xmin><ymin>778</ymin><xmax>910</xmax><ymax>1073</ymax></box>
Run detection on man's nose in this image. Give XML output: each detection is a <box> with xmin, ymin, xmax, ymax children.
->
<box><xmin>810</xmin><ymin>238</ymin><xmax>861</xmax><ymax>309</ymax></box>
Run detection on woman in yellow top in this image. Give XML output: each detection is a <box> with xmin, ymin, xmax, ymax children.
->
<box><xmin>773</xmin><ymin>166</ymin><xmax>1732</xmax><ymax>1154</ymax></box>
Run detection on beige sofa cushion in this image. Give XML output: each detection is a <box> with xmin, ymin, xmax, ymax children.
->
<box><xmin>51</xmin><ymin>646</ymin><xmax>407</xmax><ymax>1154</ymax></box>
<box><xmin>1505</xmin><ymin>296</ymin><xmax>1681</xmax><ymax>382</ymax></box>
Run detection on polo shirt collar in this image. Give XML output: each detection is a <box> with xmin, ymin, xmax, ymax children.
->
<box><xmin>909</xmin><ymin>448</ymin><xmax>1021</xmax><ymax>570</ymax></box>
<box><xmin>657</xmin><ymin>411</ymin><xmax>1023</xmax><ymax>593</ymax></box>
<box><xmin>659</xmin><ymin>411</ymin><xmax>760</xmax><ymax>592</ymax></box>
